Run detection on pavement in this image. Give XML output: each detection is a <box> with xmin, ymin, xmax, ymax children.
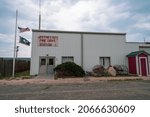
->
<box><xmin>0</xmin><ymin>76</ymin><xmax>150</xmax><ymax>100</ymax></box>
<box><xmin>0</xmin><ymin>76</ymin><xmax>150</xmax><ymax>99</ymax></box>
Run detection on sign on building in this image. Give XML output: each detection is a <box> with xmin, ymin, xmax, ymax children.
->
<box><xmin>38</xmin><ymin>36</ymin><xmax>58</xmax><ymax>46</ymax></box>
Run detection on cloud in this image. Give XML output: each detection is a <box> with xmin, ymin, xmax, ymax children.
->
<box><xmin>39</xmin><ymin>0</ymin><xmax>131</xmax><ymax>32</ymax></box>
<box><xmin>0</xmin><ymin>32</ymin><xmax>31</xmax><ymax>57</ymax></box>
<box><xmin>126</xmin><ymin>33</ymin><xmax>145</xmax><ymax>42</ymax></box>
<box><xmin>0</xmin><ymin>33</ymin><xmax>13</xmax><ymax>57</ymax></box>
<box><xmin>0</xmin><ymin>33</ymin><xmax>14</xmax><ymax>42</ymax></box>
<box><xmin>1</xmin><ymin>0</ymin><xmax>150</xmax><ymax>57</ymax></box>
<box><xmin>131</xmin><ymin>15</ymin><xmax>150</xmax><ymax>30</ymax></box>
<box><xmin>134</xmin><ymin>23</ymin><xmax>150</xmax><ymax>30</ymax></box>
<box><xmin>2</xmin><ymin>0</ymin><xmax>132</xmax><ymax>32</ymax></box>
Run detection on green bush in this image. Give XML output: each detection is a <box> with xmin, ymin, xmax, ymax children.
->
<box><xmin>54</xmin><ymin>62</ymin><xmax>85</xmax><ymax>78</ymax></box>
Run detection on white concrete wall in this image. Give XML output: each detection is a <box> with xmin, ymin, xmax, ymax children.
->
<box><xmin>31</xmin><ymin>30</ymin><xmax>150</xmax><ymax>75</ymax></box>
<box><xmin>139</xmin><ymin>47</ymin><xmax>150</xmax><ymax>54</ymax></box>
<box><xmin>125</xmin><ymin>42</ymin><xmax>150</xmax><ymax>54</ymax></box>
<box><xmin>83</xmin><ymin>34</ymin><xmax>128</xmax><ymax>71</ymax></box>
<box><xmin>30</xmin><ymin>32</ymin><xmax>81</xmax><ymax>75</ymax></box>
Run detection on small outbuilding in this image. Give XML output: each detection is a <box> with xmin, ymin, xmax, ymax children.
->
<box><xmin>127</xmin><ymin>50</ymin><xmax>150</xmax><ymax>76</ymax></box>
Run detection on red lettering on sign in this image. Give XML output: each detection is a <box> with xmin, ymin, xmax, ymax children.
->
<box><xmin>38</xmin><ymin>35</ymin><xmax>58</xmax><ymax>46</ymax></box>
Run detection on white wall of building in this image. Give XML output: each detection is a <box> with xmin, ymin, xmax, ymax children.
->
<box><xmin>30</xmin><ymin>31</ymin><xmax>81</xmax><ymax>75</ymax></box>
<box><xmin>83</xmin><ymin>34</ymin><xmax>127</xmax><ymax>71</ymax></box>
<box><xmin>30</xmin><ymin>30</ymin><xmax>150</xmax><ymax>75</ymax></box>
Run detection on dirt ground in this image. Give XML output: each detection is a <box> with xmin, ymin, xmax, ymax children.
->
<box><xmin>0</xmin><ymin>76</ymin><xmax>149</xmax><ymax>85</ymax></box>
<box><xmin>0</xmin><ymin>76</ymin><xmax>150</xmax><ymax>100</ymax></box>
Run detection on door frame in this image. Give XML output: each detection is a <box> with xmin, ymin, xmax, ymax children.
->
<box><xmin>139</xmin><ymin>57</ymin><xmax>148</xmax><ymax>76</ymax></box>
<box><xmin>39</xmin><ymin>56</ymin><xmax>55</xmax><ymax>75</ymax></box>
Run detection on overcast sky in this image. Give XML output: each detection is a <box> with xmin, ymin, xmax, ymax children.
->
<box><xmin>0</xmin><ymin>0</ymin><xmax>150</xmax><ymax>57</ymax></box>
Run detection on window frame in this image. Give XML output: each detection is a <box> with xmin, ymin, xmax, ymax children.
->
<box><xmin>62</xmin><ymin>56</ymin><xmax>74</xmax><ymax>63</ymax></box>
<box><xmin>99</xmin><ymin>56</ymin><xmax>111</xmax><ymax>68</ymax></box>
<box><xmin>48</xmin><ymin>58</ymin><xmax>54</xmax><ymax>65</ymax></box>
<box><xmin>41</xmin><ymin>58</ymin><xmax>46</xmax><ymax>65</ymax></box>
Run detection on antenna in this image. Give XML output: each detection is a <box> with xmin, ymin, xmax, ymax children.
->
<box><xmin>144</xmin><ymin>37</ymin><xmax>146</xmax><ymax>43</ymax></box>
<box><xmin>39</xmin><ymin>0</ymin><xmax>41</xmax><ymax>30</ymax></box>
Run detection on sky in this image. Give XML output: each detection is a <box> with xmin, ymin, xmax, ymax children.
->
<box><xmin>0</xmin><ymin>0</ymin><xmax>150</xmax><ymax>57</ymax></box>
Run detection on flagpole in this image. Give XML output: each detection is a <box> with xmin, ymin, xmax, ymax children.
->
<box><xmin>39</xmin><ymin>0</ymin><xmax>41</xmax><ymax>30</ymax></box>
<box><xmin>12</xmin><ymin>10</ymin><xmax>18</xmax><ymax>78</ymax></box>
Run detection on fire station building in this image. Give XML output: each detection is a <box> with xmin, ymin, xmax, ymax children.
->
<box><xmin>30</xmin><ymin>30</ymin><xmax>150</xmax><ymax>76</ymax></box>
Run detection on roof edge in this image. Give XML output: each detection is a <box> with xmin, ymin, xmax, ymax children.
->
<box><xmin>32</xmin><ymin>29</ymin><xmax>126</xmax><ymax>35</ymax></box>
<box><xmin>126</xmin><ymin>50</ymin><xmax>150</xmax><ymax>57</ymax></box>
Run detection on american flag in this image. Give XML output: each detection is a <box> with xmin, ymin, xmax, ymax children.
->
<box><xmin>18</xmin><ymin>27</ymin><xmax>30</xmax><ymax>33</ymax></box>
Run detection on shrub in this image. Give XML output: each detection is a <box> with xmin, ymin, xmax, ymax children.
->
<box><xmin>113</xmin><ymin>65</ymin><xmax>128</xmax><ymax>75</ymax></box>
<box><xmin>54</xmin><ymin>62</ymin><xmax>85</xmax><ymax>78</ymax></box>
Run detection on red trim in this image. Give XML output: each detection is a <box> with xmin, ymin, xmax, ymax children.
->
<box><xmin>138</xmin><ymin>53</ymin><xmax>149</xmax><ymax>75</ymax></box>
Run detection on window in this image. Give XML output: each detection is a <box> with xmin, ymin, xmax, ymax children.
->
<box><xmin>62</xmin><ymin>56</ymin><xmax>74</xmax><ymax>63</ymax></box>
<box><xmin>100</xmin><ymin>57</ymin><xmax>111</xmax><ymax>68</ymax></box>
<box><xmin>41</xmin><ymin>58</ymin><xmax>46</xmax><ymax>65</ymax></box>
<box><xmin>48</xmin><ymin>58</ymin><xmax>54</xmax><ymax>65</ymax></box>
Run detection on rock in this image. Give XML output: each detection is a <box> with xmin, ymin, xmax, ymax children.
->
<box><xmin>108</xmin><ymin>66</ymin><xmax>116</xmax><ymax>76</ymax></box>
<box><xmin>93</xmin><ymin>65</ymin><xmax>105</xmax><ymax>74</ymax></box>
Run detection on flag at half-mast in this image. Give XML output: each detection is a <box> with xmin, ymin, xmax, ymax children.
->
<box><xmin>18</xmin><ymin>27</ymin><xmax>30</xmax><ymax>33</ymax></box>
<box><xmin>19</xmin><ymin>36</ymin><xmax>30</xmax><ymax>46</ymax></box>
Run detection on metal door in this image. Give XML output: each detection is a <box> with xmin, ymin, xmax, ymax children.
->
<box><xmin>39</xmin><ymin>57</ymin><xmax>47</xmax><ymax>75</ymax></box>
<box><xmin>39</xmin><ymin>57</ymin><xmax>55</xmax><ymax>75</ymax></box>
<box><xmin>47</xmin><ymin>58</ymin><xmax>55</xmax><ymax>74</ymax></box>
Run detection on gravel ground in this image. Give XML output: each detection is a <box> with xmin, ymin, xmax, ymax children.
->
<box><xmin>0</xmin><ymin>77</ymin><xmax>150</xmax><ymax>100</ymax></box>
